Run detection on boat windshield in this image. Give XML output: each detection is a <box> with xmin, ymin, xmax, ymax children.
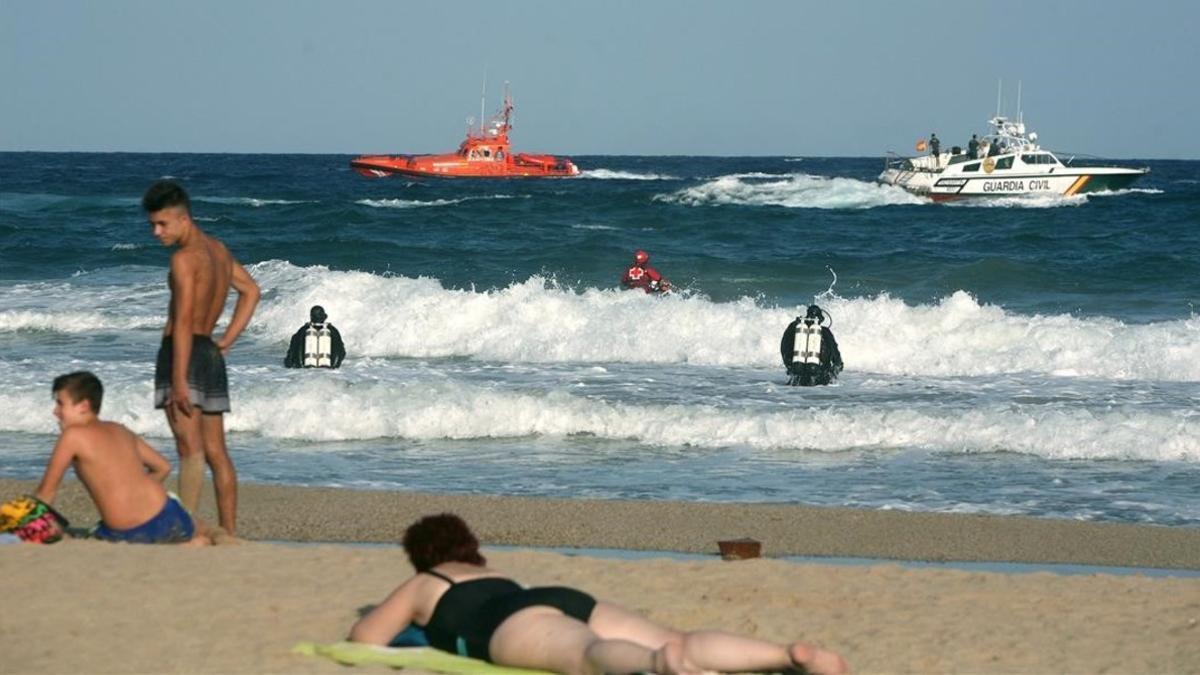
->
<box><xmin>1020</xmin><ymin>153</ymin><xmax>1059</xmax><ymax>165</ymax></box>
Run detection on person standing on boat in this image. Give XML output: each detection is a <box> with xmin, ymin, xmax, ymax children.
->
<box><xmin>620</xmin><ymin>249</ymin><xmax>671</xmax><ymax>294</ymax></box>
<box><xmin>929</xmin><ymin>133</ymin><xmax>941</xmax><ymax>166</ymax></box>
<box><xmin>285</xmin><ymin>305</ymin><xmax>346</xmax><ymax>369</ymax></box>
<box><xmin>968</xmin><ymin>134</ymin><xmax>980</xmax><ymax>159</ymax></box>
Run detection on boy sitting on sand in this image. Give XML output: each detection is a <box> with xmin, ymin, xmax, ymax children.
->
<box><xmin>34</xmin><ymin>371</ymin><xmax>209</xmax><ymax>544</ymax></box>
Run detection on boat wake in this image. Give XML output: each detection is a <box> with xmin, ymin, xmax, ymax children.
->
<box><xmin>1089</xmin><ymin>188</ymin><xmax>1164</xmax><ymax>196</ymax></box>
<box><xmin>945</xmin><ymin>187</ymin><xmax>1161</xmax><ymax>208</ymax></box>
<box><xmin>945</xmin><ymin>193</ymin><xmax>1088</xmax><ymax>209</ymax></box>
<box><xmin>356</xmin><ymin>195</ymin><xmax>519</xmax><ymax>209</ymax></box>
<box><xmin>579</xmin><ymin>169</ymin><xmax>679</xmax><ymax>180</ymax></box>
<box><xmin>653</xmin><ymin>173</ymin><xmax>926</xmax><ymax>209</ymax></box>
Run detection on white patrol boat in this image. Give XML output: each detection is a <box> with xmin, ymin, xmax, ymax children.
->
<box><xmin>878</xmin><ymin>115</ymin><xmax>1149</xmax><ymax>202</ymax></box>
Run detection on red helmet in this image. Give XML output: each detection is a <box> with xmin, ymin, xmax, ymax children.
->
<box><xmin>634</xmin><ymin>249</ymin><xmax>649</xmax><ymax>265</ymax></box>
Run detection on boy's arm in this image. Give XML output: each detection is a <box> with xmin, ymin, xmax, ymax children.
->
<box><xmin>34</xmin><ymin>429</ymin><xmax>80</xmax><ymax>504</ymax></box>
<box><xmin>133</xmin><ymin>434</ymin><xmax>172</xmax><ymax>483</ymax></box>
<box><xmin>170</xmin><ymin>252</ymin><xmax>198</xmax><ymax>416</ymax></box>
<box><xmin>216</xmin><ymin>259</ymin><xmax>260</xmax><ymax>354</ymax></box>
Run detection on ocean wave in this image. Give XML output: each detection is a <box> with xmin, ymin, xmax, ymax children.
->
<box><xmin>6</xmin><ymin>262</ymin><xmax>1195</xmax><ymax>382</ymax></box>
<box><xmin>579</xmin><ymin>169</ymin><xmax>680</xmax><ymax>180</ymax></box>
<box><xmin>356</xmin><ymin>195</ymin><xmax>518</xmax><ymax>209</ymax></box>
<box><xmin>0</xmin><ymin>309</ymin><xmax>161</xmax><ymax>332</ymax></box>
<box><xmin>248</xmin><ymin>262</ymin><xmax>1200</xmax><ymax>381</ymax></box>
<box><xmin>0</xmin><ymin>278</ymin><xmax>165</xmax><ymax>334</ymax></box>
<box><xmin>1</xmin><ymin>377</ymin><xmax>1195</xmax><ymax>462</ymax></box>
<box><xmin>0</xmin><ymin>192</ymin><xmax>139</xmax><ymax>210</ymax></box>
<box><xmin>653</xmin><ymin>173</ymin><xmax>926</xmax><ymax>209</ymax></box>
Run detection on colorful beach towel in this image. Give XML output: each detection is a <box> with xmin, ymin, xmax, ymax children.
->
<box><xmin>0</xmin><ymin>495</ymin><xmax>69</xmax><ymax>543</ymax></box>
<box><xmin>292</xmin><ymin>641</ymin><xmax>553</xmax><ymax>674</ymax></box>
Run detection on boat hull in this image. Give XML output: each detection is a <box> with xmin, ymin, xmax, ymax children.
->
<box><xmin>879</xmin><ymin>166</ymin><xmax>1148</xmax><ymax>202</ymax></box>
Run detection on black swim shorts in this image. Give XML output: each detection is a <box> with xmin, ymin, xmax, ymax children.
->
<box><xmin>154</xmin><ymin>335</ymin><xmax>231</xmax><ymax>414</ymax></box>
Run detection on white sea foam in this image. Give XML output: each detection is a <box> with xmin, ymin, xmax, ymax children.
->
<box><xmin>579</xmin><ymin>169</ymin><xmax>679</xmax><ymax>180</ymax></box>
<box><xmin>356</xmin><ymin>195</ymin><xmax>517</xmax><ymax>209</ymax></box>
<box><xmin>0</xmin><ymin>278</ymin><xmax>164</xmax><ymax>333</ymax></box>
<box><xmin>570</xmin><ymin>224</ymin><xmax>619</xmax><ymax>230</ymax></box>
<box><xmin>654</xmin><ymin>173</ymin><xmax>927</xmax><ymax>209</ymax></box>
<box><xmin>1</xmin><ymin>375</ymin><xmax>1195</xmax><ymax>462</ymax></box>
<box><xmin>110</xmin><ymin>243</ymin><xmax>142</xmax><ymax>250</ymax></box>
<box><xmin>0</xmin><ymin>310</ymin><xmax>160</xmax><ymax>332</ymax></box>
<box><xmin>194</xmin><ymin>196</ymin><xmax>311</xmax><ymax>207</ymax></box>
<box><xmin>1089</xmin><ymin>188</ymin><xmax>1164</xmax><ymax>196</ymax></box>
<box><xmin>5</xmin><ymin>262</ymin><xmax>1196</xmax><ymax>381</ymax></box>
<box><xmin>946</xmin><ymin>188</ymin><xmax>1161</xmax><ymax>209</ymax></box>
<box><xmin>946</xmin><ymin>193</ymin><xmax>1088</xmax><ymax>208</ymax></box>
<box><xmin>248</xmin><ymin>262</ymin><xmax>1200</xmax><ymax>381</ymax></box>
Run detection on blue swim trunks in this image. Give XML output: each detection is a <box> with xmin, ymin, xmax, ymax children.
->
<box><xmin>93</xmin><ymin>495</ymin><xmax>195</xmax><ymax>544</ymax></box>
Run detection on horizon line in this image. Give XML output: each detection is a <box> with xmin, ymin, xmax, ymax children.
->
<box><xmin>0</xmin><ymin>149</ymin><xmax>1186</xmax><ymax>161</ymax></box>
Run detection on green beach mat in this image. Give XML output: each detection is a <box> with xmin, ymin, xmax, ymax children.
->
<box><xmin>292</xmin><ymin>641</ymin><xmax>553</xmax><ymax>674</ymax></box>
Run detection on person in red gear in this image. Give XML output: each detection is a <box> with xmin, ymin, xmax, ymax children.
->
<box><xmin>620</xmin><ymin>249</ymin><xmax>671</xmax><ymax>294</ymax></box>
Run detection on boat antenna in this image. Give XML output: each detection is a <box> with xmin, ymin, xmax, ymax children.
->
<box><xmin>1016</xmin><ymin>79</ymin><xmax>1023</xmax><ymax>123</ymax></box>
<box><xmin>504</xmin><ymin>80</ymin><xmax>512</xmax><ymax>130</ymax></box>
<box><xmin>995</xmin><ymin>79</ymin><xmax>1002</xmax><ymax>118</ymax></box>
<box><xmin>480</xmin><ymin>65</ymin><xmax>489</xmax><ymax>135</ymax></box>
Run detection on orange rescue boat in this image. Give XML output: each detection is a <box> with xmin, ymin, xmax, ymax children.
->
<box><xmin>351</xmin><ymin>87</ymin><xmax>580</xmax><ymax>179</ymax></box>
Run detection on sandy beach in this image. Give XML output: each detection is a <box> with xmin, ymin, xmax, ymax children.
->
<box><xmin>2</xmin><ymin>479</ymin><xmax>1198</xmax><ymax>674</ymax></box>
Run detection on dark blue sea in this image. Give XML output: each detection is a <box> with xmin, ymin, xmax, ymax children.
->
<box><xmin>1</xmin><ymin>152</ymin><xmax>1197</xmax><ymax>525</ymax></box>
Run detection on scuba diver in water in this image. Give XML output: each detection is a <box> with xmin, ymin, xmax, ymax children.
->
<box><xmin>780</xmin><ymin>304</ymin><xmax>843</xmax><ymax>386</ymax></box>
<box><xmin>620</xmin><ymin>249</ymin><xmax>671</xmax><ymax>294</ymax></box>
<box><xmin>285</xmin><ymin>305</ymin><xmax>346</xmax><ymax>369</ymax></box>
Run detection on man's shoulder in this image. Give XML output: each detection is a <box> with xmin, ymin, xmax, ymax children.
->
<box><xmin>205</xmin><ymin>232</ymin><xmax>232</xmax><ymax>255</ymax></box>
<box><xmin>169</xmin><ymin>243</ymin><xmax>206</xmax><ymax>272</ymax></box>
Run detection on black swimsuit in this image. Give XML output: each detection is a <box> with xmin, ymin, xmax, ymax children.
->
<box><xmin>418</xmin><ymin>569</ymin><xmax>597</xmax><ymax>661</ymax></box>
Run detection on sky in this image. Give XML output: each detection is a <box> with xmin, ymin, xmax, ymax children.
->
<box><xmin>2</xmin><ymin>0</ymin><xmax>1197</xmax><ymax>158</ymax></box>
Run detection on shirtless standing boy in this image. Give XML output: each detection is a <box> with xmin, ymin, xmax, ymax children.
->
<box><xmin>144</xmin><ymin>181</ymin><xmax>260</xmax><ymax>535</ymax></box>
<box><xmin>36</xmin><ymin>371</ymin><xmax>198</xmax><ymax>543</ymax></box>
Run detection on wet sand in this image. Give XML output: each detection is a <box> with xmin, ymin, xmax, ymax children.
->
<box><xmin>1</xmin><ymin>479</ymin><xmax>1198</xmax><ymax>673</ymax></box>
<box><xmin>5</xmin><ymin>479</ymin><xmax>1198</xmax><ymax>568</ymax></box>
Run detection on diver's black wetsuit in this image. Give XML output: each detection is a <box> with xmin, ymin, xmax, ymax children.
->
<box><xmin>283</xmin><ymin>322</ymin><xmax>346</xmax><ymax>368</ymax></box>
<box><xmin>418</xmin><ymin>569</ymin><xmax>597</xmax><ymax>661</ymax></box>
<box><xmin>780</xmin><ymin>319</ymin><xmax>843</xmax><ymax>386</ymax></box>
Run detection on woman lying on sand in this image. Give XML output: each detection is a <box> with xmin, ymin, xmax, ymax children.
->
<box><xmin>350</xmin><ymin>513</ymin><xmax>847</xmax><ymax>675</ymax></box>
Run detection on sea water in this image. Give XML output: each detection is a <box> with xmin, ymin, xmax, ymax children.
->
<box><xmin>1</xmin><ymin>153</ymin><xmax>1196</xmax><ymax>525</ymax></box>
